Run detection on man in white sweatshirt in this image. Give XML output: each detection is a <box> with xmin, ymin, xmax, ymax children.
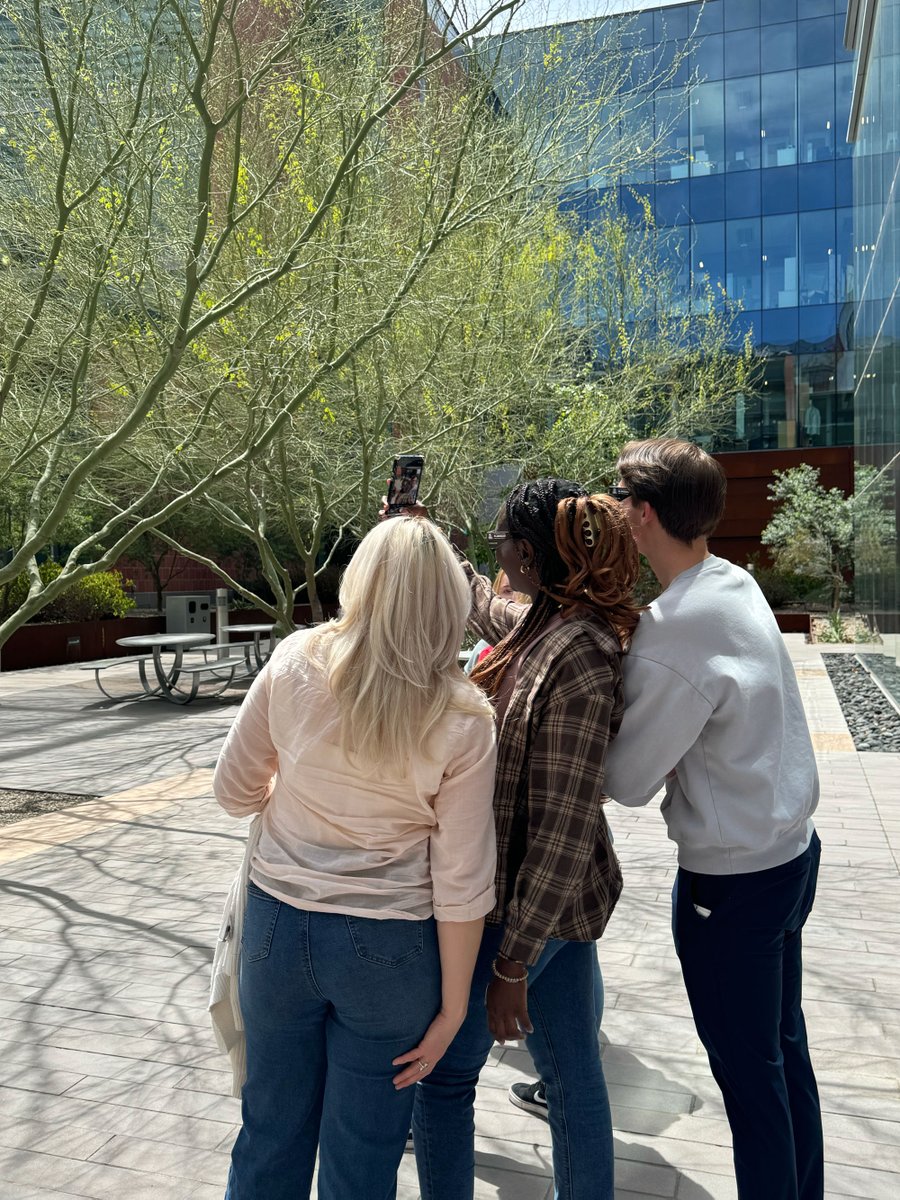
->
<box><xmin>603</xmin><ymin>438</ymin><xmax>823</xmax><ymax>1200</ymax></box>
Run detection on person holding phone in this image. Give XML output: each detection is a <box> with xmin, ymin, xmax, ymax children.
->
<box><xmin>214</xmin><ymin>517</ymin><xmax>497</xmax><ymax>1200</ymax></box>
<box><xmin>396</xmin><ymin>480</ymin><xmax>641</xmax><ymax>1200</ymax></box>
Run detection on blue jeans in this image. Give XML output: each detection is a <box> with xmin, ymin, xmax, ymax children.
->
<box><xmin>413</xmin><ymin>924</ymin><xmax>614</xmax><ymax>1200</ymax></box>
<box><xmin>674</xmin><ymin>832</ymin><xmax>823</xmax><ymax>1200</ymax></box>
<box><xmin>225</xmin><ymin>883</ymin><xmax>441</xmax><ymax>1200</ymax></box>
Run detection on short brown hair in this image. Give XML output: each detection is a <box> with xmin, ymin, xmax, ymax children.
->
<box><xmin>616</xmin><ymin>439</ymin><xmax>726</xmax><ymax>545</ymax></box>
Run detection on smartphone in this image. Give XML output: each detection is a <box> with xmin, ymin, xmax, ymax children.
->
<box><xmin>387</xmin><ymin>454</ymin><xmax>425</xmax><ymax>512</ymax></box>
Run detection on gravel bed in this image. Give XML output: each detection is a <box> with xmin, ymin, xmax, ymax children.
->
<box><xmin>0</xmin><ymin>788</ymin><xmax>98</xmax><ymax>826</ymax></box>
<box><xmin>822</xmin><ymin>654</ymin><xmax>900</xmax><ymax>753</ymax></box>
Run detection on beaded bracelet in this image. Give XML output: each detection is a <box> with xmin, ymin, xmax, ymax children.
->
<box><xmin>491</xmin><ymin>958</ymin><xmax>528</xmax><ymax>984</ymax></box>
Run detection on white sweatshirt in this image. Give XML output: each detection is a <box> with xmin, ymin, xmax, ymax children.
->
<box><xmin>604</xmin><ymin>556</ymin><xmax>818</xmax><ymax>874</ymax></box>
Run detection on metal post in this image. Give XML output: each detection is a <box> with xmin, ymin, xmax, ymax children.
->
<box><xmin>216</xmin><ymin>588</ymin><xmax>230</xmax><ymax>661</ymax></box>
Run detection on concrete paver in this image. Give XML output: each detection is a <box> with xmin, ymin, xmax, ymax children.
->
<box><xmin>1</xmin><ymin>637</ymin><xmax>899</xmax><ymax>1198</ymax></box>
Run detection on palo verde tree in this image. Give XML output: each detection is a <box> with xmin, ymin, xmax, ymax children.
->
<box><xmin>82</xmin><ymin>4</ymin><xmax>711</xmax><ymax>630</ymax></box>
<box><xmin>762</xmin><ymin>462</ymin><xmax>896</xmax><ymax>613</ymax></box>
<box><xmin>0</xmin><ymin>0</ymin><xmax>540</xmax><ymax>644</ymax></box>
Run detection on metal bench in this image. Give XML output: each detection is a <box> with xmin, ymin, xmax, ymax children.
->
<box><xmin>80</xmin><ymin>656</ymin><xmax>159</xmax><ymax>700</ymax></box>
<box><xmin>163</xmin><ymin>656</ymin><xmax>250</xmax><ymax>703</ymax></box>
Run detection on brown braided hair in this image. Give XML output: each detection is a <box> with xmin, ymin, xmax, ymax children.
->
<box><xmin>470</xmin><ymin>479</ymin><xmax>642</xmax><ymax>700</ymax></box>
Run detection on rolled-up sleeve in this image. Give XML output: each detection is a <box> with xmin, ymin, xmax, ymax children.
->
<box><xmin>430</xmin><ymin>714</ymin><xmax>498</xmax><ymax>921</ymax></box>
<box><xmin>213</xmin><ymin>664</ymin><xmax>278</xmax><ymax>817</ymax></box>
<box><xmin>455</xmin><ymin>553</ymin><xmax>528</xmax><ymax>646</ymax></box>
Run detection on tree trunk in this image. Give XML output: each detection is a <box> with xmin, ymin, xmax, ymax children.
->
<box><xmin>305</xmin><ymin>559</ymin><xmax>324</xmax><ymax>624</ymax></box>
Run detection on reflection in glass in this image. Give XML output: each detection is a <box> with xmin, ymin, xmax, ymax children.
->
<box><xmin>726</xmin><ymin>218</ymin><xmax>763</xmax><ymax>307</ymax></box>
<box><xmin>725</xmin><ymin>76</ymin><xmax>761</xmax><ymax>171</ymax></box>
<box><xmin>655</xmin><ymin>88</ymin><xmax>690</xmax><ymax>181</ymax></box>
<box><xmin>694</xmin><ymin>33</ymin><xmax>724</xmax><ymax>81</ymax></box>
<box><xmin>799</xmin><ymin>209</ymin><xmax>836</xmax><ymax>304</ymax></box>
<box><xmin>798</xmin><ymin>65</ymin><xmax>835</xmax><ymax>162</ymax></box>
<box><xmin>690</xmin><ymin>81</ymin><xmax>725</xmax><ymax>175</ymax></box>
<box><xmin>724</xmin><ymin>27</ymin><xmax>760</xmax><ymax>77</ymax></box>
<box><xmin>763</xmin><ymin>213</ymin><xmax>799</xmax><ymax>307</ymax></box>
<box><xmin>724</xmin><ymin>0</ymin><xmax>760</xmax><ymax>31</ymax></box>
<box><xmin>761</xmin><ymin>72</ymin><xmax>797</xmax><ymax>167</ymax></box>
<box><xmin>797</xmin><ymin>17</ymin><xmax>836</xmax><ymax>69</ymax></box>
<box><xmin>761</xmin><ymin>22</ymin><xmax>797</xmax><ymax>71</ymax></box>
<box><xmin>691</xmin><ymin>220</ymin><xmax>727</xmax><ymax>307</ymax></box>
<box><xmin>835</xmin><ymin>61</ymin><xmax>853</xmax><ymax>158</ymax></box>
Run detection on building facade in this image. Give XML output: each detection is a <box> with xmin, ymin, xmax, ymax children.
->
<box><xmin>846</xmin><ymin>0</ymin><xmax>900</xmax><ymax>664</ymax></box>
<box><xmin>498</xmin><ymin>0</ymin><xmax>858</xmax><ymax>455</ymax></box>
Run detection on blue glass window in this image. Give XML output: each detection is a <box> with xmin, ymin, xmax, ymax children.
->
<box><xmin>798</xmin><ymin>161</ymin><xmax>836</xmax><ymax>209</ymax></box>
<box><xmin>834</xmin><ymin>61</ymin><xmax>853</xmax><ymax>158</ymax></box>
<box><xmin>690</xmin><ymin>81</ymin><xmax>725</xmax><ymax>175</ymax></box>
<box><xmin>655</xmin><ymin>178</ymin><xmax>692</xmax><ymax>224</ymax></box>
<box><xmin>659</xmin><ymin>226</ymin><xmax>692</xmax><ymax>311</ymax></box>
<box><xmin>761</xmin><ymin>22</ymin><xmax>797</xmax><ymax>71</ymax></box>
<box><xmin>655</xmin><ymin>88</ymin><xmax>691</xmax><ymax>181</ymax></box>
<box><xmin>728</xmin><ymin>309</ymin><xmax>760</xmax><ymax>349</ymax></box>
<box><xmin>798</xmin><ymin>307</ymin><xmax>839</xmax><ymax>349</ymax></box>
<box><xmin>695</xmin><ymin>33</ymin><xmax>724</xmax><ymax>81</ymax></box>
<box><xmin>726</xmin><ymin>218</ymin><xmax>763</xmax><ymax>307</ymax></box>
<box><xmin>761</xmin><ymin>307</ymin><xmax>800</xmax><ymax>351</ymax></box>
<box><xmin>799</xmin><ymin>210</ymin><xmax>836</xmax><ymax>304</ymax></box>
<box><xmin>835</xmin><ymin>207</ymin><xmax>853</xmax><ymax>303</ymax></box>
<box><xmin>691</xmin><ymin>220</ymin><xmax>727</xmax><ymax>307</ymax></box>
<box><xmin>655</xmin><ymin>6</ymin><xmax>690</xmax><ymax>42</ymax></box>
<box><xmin>761</xmin><ymin>71</ymin><xmax>797</xmax><ymax>167</ymax></box>
<box><xmin>763</xmin><ymin>213</ymin><xmax>799</xmax><ymax>307</ymax></box>
<box><xmin>761</xmin><ymin>0</ymin><xmax>797</xmax><ymax>23</ymax></box>
<box><xmin>798</xmin><ymin>65</ymin><xmax>835</xmax><ymax>162</ymax></box>
<box><xmin>798</xmin><ymin>0</ymin><xmax>831</xmax><ymax>16</ymax></box>
<box><xmin>654</xmin><ymin>37</ymin><xmax>691</xmax><ymax>88</ymax></box>
<box><xmin>761</xmin><ymin>165</ymin><xmax>798</xmax><ymax>213</ymax></box>
<box><xmin>692</xmin><ymin>2</ymin><xmax>725</xmax><ymax>34</ymax></box>
<box><xmin>726</xmin><ymin>168</ymin><xmax>762</xmax><ymax>216</ymax></box>
<box><xmin>797</xmin><ymin>17</ymin><xmax>836</xmax><ymax>67</ymax></box>
<box><xmin>724</xmin><ymin>27</ymin><xmax>761</xmax><ymax>76</ymax></box>
<box><xmin>725</xmin><ymin>0</ymin><xmax>761</xmax><ymax>30</ymax></box>
<box><xmin>834</xmin><ymin>16</ymin><xmax>855</xmax><ymax>62</ymax></box>
<box><xmin>725</xmin><ymin>76</ymin><xmax>761</xmax><ymax>170</ymax></box>
<box><xmin>619</xmin><ymin>11</ymin><xmax>655</xmax><ymax>45</ymax></box>
<box><xmin>620</xmin><ymin>184</ymin><xmax>654</xmax><ymax>220</ymax></box>
<box><xmin>691</xmin><ymin>173</ymin><xmax>726</xmax><ymax>221</ymax></box>
<box><xmin>835</xmin><ymin>156</ymin><xmax>852</xmax><ymax>205</ymax></box>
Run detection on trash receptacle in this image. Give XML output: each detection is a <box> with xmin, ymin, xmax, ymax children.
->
<box><xmin>165</xmin><ymin>595</ymin><xmax>211</xmax><ymax>635</ymax></box>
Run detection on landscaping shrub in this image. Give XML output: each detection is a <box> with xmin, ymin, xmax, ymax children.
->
<box><xmin>0</xmin><ymin>564</ymin><xmax>135</xmax><ymax>623</ymax></box>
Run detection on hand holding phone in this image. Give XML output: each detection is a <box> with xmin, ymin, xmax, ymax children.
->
<box><xmin>387</xmin><ymin>454</ymin><xmax>424</xmax><ymax>513</ymax></box>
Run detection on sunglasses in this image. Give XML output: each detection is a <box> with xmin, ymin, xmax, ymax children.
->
<box><xmin>486</xmin><ymin>530</ymin><xmax>512</xmax><ymax>548</ymax></box>
<box><xmin>607</xmin><ymin>486</ymin><xmax>632</xmax><ymax>501</ymax></box>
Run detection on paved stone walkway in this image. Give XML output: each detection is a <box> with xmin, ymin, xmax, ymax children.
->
<box><xmin>0</xmin><ymin>639</ymin><xmax>898</xmax><ymax>1198</ymax></box>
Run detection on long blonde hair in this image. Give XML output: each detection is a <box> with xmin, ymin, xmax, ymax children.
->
<box><xmin>307</xmin><ymin>517</ymin><xmax>491</xmax><ymax>767</ymax></box>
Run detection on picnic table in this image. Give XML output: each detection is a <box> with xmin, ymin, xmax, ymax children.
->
<box><xmin>219</xmin><ymin>623</ymin><xmax>276</xmax><ymax>673</ymax></box>
<box><xmin>82</xmin><ymin>633</ymin><xmax>248</xmax><ymax>703</ymax></box>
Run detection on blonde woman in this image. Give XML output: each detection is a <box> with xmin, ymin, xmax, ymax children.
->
<box><xmin>214</xmin><ymin>518</ymin><xmax>497</xmax><ymax>1200</ymax></box>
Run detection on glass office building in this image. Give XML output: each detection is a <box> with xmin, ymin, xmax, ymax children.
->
<box><xmin>846</xmin><ymin>0</ymin><xmax>900</xmax><ymax>657</ymax></box>
<box><xmin>497</xmin><ymin>0</ymin><xmax>857</xmax><ymax>452</ymax></box>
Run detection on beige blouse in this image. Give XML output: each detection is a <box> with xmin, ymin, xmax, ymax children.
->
<box><xmin>213</xmin><ymin>630</ymin><xmax>498</xmax><ymax>923</ymax></box>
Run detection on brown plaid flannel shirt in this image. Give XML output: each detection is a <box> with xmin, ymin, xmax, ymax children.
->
<box><xmin>462</xmin><ymin>562</ymin><xmax>625</xmax><ymax>966</ymax></box>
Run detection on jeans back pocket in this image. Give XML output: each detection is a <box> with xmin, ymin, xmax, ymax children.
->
<box><xmin>345</xmin><ymin>915</ymin><xmax>424</xmax><ymax>967</ymax></box>
<box><xmin>242</xmin><ymin>882</ymin><xmax>281</xmax><ymax>962</ymax></box>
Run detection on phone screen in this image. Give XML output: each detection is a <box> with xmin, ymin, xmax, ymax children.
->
<box><xmin>387</xmin><ymin>455</ymin><xmax>424</xmax><ymax>511</ymax></box>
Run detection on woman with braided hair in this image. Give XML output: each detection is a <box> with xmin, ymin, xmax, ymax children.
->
<box><xmin>404</xmin><ymin>478</ymin><xmax>641</xmax><ymax>1200</ymax></box>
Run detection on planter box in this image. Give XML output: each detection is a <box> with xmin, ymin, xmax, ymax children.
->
<box><xmin>773</xmin><ymin>611</ymin><xmax>812</xmax><ymax>635</ymax></box>
<box><xmin>1</xmin><ymin>615</ymin><xmax>164</xmax><ymax>672</ymax></box>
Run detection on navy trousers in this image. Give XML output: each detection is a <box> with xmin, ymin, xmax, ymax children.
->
<box><xmin>673</xmin><ymin>833</ymin><xmax>823</xmax><ymax>1200</ymax></box>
